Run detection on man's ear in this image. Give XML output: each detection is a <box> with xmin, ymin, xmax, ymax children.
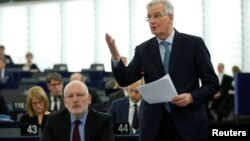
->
<box><xmin>88</xmin><ymin>94</ymin><xmax>92</xmax><ymax>104</ymax></box>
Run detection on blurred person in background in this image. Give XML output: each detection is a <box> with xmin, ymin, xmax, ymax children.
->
<box><xmin>0</xmin><ymin>56</ymin><xmax>14</xmax><ymax>83</ymax></box>
<box><xmin>46</xmin><ymin>72</ymin><xmax>65</xmax><ymax>112</ymax></box>
<box><xmin>22</xmin><ymin>52</ymin><xmax>40</xmax><ymax>73</ymax></box>
<box><xmin>0</xmin><ymin>44</ymin><xmax>14</xmax><ymax>67</ymax></box>
<box><xmin>214</xmin><ymin>65</ymin><xmax>241</xmax><ymax>121</ymax></box>
<box><xmin>210</xmin><ymin>63</ymin><xmax>233</xmax><ymax>121</ymax></box>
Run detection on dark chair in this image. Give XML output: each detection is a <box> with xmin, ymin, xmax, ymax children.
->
<box><xmin>53</xmin><ymin>64</ymin><xmax>68</xmax><ymax>71</ymax></box>
<box><xmin>90</xmin><ymin>63</ymin><xmax>105</xmax><ymax>71</ymax></box>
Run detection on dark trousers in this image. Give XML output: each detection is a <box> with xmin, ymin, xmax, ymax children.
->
<box><xmin>156</xmin><ymin>110</ymin><xmax>185</xmax><ymax>141</ymax></box>
<box><xmin>156</xmin><ymin>110</ymin><xmax>207</xmax><ymax>141</ymax></box>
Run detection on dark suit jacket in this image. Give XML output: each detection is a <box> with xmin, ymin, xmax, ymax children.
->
<box><xmin>211</xmin><ymin>74</ymin><xmax>233</xmax><ymax>110</ymax></box>
<box><xmin>110</xmin><ymin>97</ymin><xmax>141</xmax><ymax>135</ymax></box>
<box><xmin>0</xmin><ymin>95</ymin><xmax>9</xmax><ymax>115</ymax></box>
<box><xmin>112</xmin><ymin>30</ymin><xmax>219</xmax><ymax>141</ymax></box>
<box><xmin>4</xmin><ymin>55</ymin><xmax>14</xmax><ymax>67</ymax></box>
<box><xmin>109</xmin><ymin>97</ymin><xmax>130</xmax><ymax>123</ymax></box>
<box><xmin>0</xmin><ymin>69</ymin><xmax>14</xmax><ymax>83</ymax></box>
<box><xmin>40</xmin><ymin>108</ymin><xmax>114</xmax><ymax>141</ymax></box>
<box><xmin>47</xmin><ymin>94</ymin><xmax>65</xmax><ymax>112</ymax></box>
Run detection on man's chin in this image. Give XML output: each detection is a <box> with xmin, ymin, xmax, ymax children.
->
<box><xmin>71</xmin><ymin>109</ymin><xmax>82</xmax><ymax>114</ymax></box>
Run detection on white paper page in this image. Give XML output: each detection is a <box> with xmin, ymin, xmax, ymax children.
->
<box><xmin>137</xmin><ymin>74</ymin><xmax>178</xmax><ymax>104</ymax></box>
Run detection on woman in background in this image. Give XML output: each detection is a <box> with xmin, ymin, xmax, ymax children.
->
<box><xmin>19</xmin><ymin>86</ymin><xmax>50</xmax><ymax>129</ymax></box>
<box><xmin>22</xmin><ymin>52</ymin><xmax>40</xmax><ymax>73</ymax></box>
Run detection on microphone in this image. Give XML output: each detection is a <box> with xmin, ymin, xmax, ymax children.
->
<box><xmin>140</xmin><ymin>67</ymin><xmax>145</xmax><ymax>85</ymax></box>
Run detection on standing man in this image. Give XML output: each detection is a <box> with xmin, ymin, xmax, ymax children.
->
<box><xmin>46</xmin><ymin>72</ymin><xmax>65</xmax><ymax>112</ymax></box>
<box><xmin>40</xmin><ymin>80</ymin><xmax>114</xmax><ymax>141</ymax></box>
<box><xmin>105</xmin><ymin>0</ymin><xmax>219</xmax><ymax>141</ymax></box>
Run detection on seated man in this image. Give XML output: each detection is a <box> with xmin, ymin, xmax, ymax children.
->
<box><xmin>46</xmin><ymin>72</ymin><xmax>65</xmax><ymax>112</ymax></box>
<box><xmin>40</xmin><ymin>80</ymin><xmax>114</xmax><ymax>141</ymax></box>
<box><xmin>0</xmin><ymin>56</ymin><xmax>14</xmax><ymax>83</ymax></box>
<box><xmin>109</xmin><ymin>79</ymin><xmax>142</xmax><ymax>135</ymax></box>
<box><xmin>0</xmin><ymin>45</ymin><xmax>14</xmax><ymax>67</ymax></box>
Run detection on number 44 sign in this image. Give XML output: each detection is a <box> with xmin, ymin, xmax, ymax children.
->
<box><xmin>20</xmin><ymin>124</ymin><xmax>39</xmax><ymax>136</ymax></box>
<box><xmin>113</xmin><ymin>122</ymin><xmax>130</xmax><ymax>135</ymax></box>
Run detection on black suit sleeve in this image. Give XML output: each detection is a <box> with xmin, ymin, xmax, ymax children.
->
<box><xmin>39</xmin><ymin>114</ymin><xmax>54</xmax><ymax>141</ymax></box>
<box><xmin>0</xmin><ymin>96</ymin><xmax>10</xmax><ymax>115</ymax></box>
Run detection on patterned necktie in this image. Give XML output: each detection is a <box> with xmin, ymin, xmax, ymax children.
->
<box><xmin>132</xmin><ymin>104</ymin><xmax>139</xmax><ymax>129</ymax></box>
<box><xmin>73</xmin><ymin>120</ymin><xmax>81</xmax><ymax>141</ymax></box>
<box><xmin>162</xmin><ymin>41</ymin><xmax>171</xmax><ymax>113</ymax></box>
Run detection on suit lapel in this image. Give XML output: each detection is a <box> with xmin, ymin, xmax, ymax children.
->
<box><xmin>148</xmin><ymin>38</ymin><xmax>166</xmax><ymax>76</ymax></box>
<box><xmin>64</xmin><ymin>117</ymin><xmax>71</xmax><ymax>141</ymax></box>
<box><xmin>61</xmin><ymin>110</ymin><xmax>71</xmax><ymax>141</ymax></box>
<box><xmin>169</xmin><ymin>30</ymin><xmax>183</xmax><ymax>74</ymax></box>
<box><xmin>123</xmin><ymin>98</ymin><xmax>130</xmax><ymax>121</ymax></box>
<box><xmin>85</xmin><ymin>109</ymin><xmax>94</xmax><ymax>141</ymax></box>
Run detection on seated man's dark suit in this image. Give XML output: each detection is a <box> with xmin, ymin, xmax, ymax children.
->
<box><xmin>4</xmin><ymin>55</ymin><xmax>14</xmax><ymax>67</ymax></box>
<box><xmin>47</xmin><ymin>94</ymin><xmax>65</xmax><ymax>112</ymax></box>
<box><xmin>109</xmin><ymin>97</ymin><xmax>141</xmax><ymax>134</ymax></box>
<box><xmin>0</xmin><ymin>70</ymin><xmax>14</xmax><ymax>83</ymax></box>
<box><xmin>211</xmin><ymin>74</ymin><xmax>233</xmax><ymax>111</ymax></box>
<box><xmin>0</xmin><ymin>95</ymin><xmax>10</xmax><ymax>115</ymax></box>
<box><xmin>212</xmin><ymin>74</ymin><xmax>234</xmax><ymax>120</ymax></box>
<box><xmin>40</xmin><ymin>108</ymin><xmax>114</xmax><ymax>141</ymax></box>
<box><xmin>110</xmin><ymin>97</ymin><xmax>130</xmax><ymax>123</ymax></box>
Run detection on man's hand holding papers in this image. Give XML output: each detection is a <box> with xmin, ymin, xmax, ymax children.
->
<box><xmin>137</xmin><ymin>74</ymin><xmax>177</xmax><ymax>104</ymax></box>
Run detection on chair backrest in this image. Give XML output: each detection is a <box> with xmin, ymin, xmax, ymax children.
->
<box><xmin>53</xmin><ymin>64</ymin><xmax>68</xmax><ymax>71</ymax></box>
<box><xmin>90</xmin><ymin>63</ymin><xmax>105</xmax><ymax>71</ymax></box>
<box><xmin>0</xmin><ymin>89</ymin><xmax>26</xmax><ymax>110</ymax></box>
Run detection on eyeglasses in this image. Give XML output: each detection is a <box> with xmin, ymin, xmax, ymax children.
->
<box><xmin>146</xmin><ymin>13</ymin><xmax>169</xmax><ymax>21</ymax></box>
<box><xmin>32</xmin><ymin>101</ymin><xmax>44</xmax><ymax>106</ymax></box>
<box><xmin>50</xmin><ymin>82</ymin><xmax>62</xmax><ymax>87</ymax></box>
<box><xmin>64</xmin><ymin>93</ymin><xmax>87</xmax><ymax>100</ymax></box>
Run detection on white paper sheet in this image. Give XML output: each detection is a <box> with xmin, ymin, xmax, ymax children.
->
<box><xmin>137</xmin><ymin>74</ymin><xmax>178</xmax><ymax>104</ymax></box>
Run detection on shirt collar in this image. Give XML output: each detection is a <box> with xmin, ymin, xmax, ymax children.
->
<box><xmin>129</xmin><ymin>99</ymin><xmax>141</xmax><ymax>107</ymax></box>
<box><xmin>157</xmin><ymin>29</ymin><xmax>175</xmax><ymax>45</ymax></box>
<box><xmin>70</xmin><ymin>110</ymin><xmax>88</xmax><ymax>125</ymax></box>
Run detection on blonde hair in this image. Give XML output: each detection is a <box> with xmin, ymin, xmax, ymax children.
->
<box><xmin>26</xmin><ymin>86</ymin><xmax>49</xmax><ymax>117</ymax></box>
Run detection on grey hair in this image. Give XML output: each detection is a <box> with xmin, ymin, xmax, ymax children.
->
<box><xmin>63</xmin><ymin>80</ymin><xmax>89</xmax><ymax>97</ymax></box>
<box><xmin>147</xmin><ymin>0</ymin><xmax>174</xmax><ymax>15</ymax></box>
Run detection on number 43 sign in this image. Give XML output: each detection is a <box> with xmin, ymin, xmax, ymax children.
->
<box><xmin>20</xmin><ymin>124</ymin><xmax>39</xmax><ymax>136</ymax></box>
